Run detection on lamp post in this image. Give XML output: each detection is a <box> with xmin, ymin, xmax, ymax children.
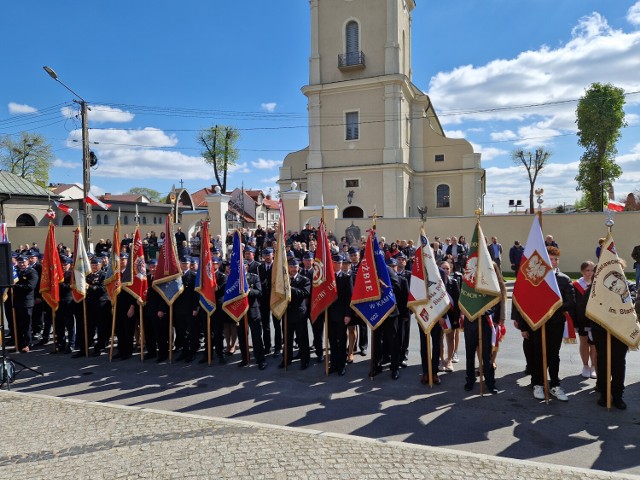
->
<box><xmin>43</xmin><ymin>66</ymin><xmax>92</xmax><ymax>248</ymax></box>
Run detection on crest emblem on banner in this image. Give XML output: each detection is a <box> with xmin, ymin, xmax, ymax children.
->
<box><xmin>522</xmin><ymin>251</ymin><xmax>551</xmax><ymax>287</ymax></box>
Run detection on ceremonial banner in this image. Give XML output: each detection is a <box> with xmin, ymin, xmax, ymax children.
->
<box><xmin>195</xmin><ymin>221</ymin><xmax>217</xmax><ymax>314</ymax></box>
<box><xmin>512</xmin><ymin>215</ymin><xmax>562</xmax><ymax>330</ymax></box>
<box><xmin>270</xmin><ymin>219</ymin><xmax>291</xmax><ymax>320</ymax></box>
<box><xmin>71</xmin><ymin>228</ymin><xmax>91</xmax><ymax>303</ymax></box>
<box><xmin>586</xmin><ymin>233</ymin><xmax>640</xmax><ymax>348</ymax></box>
<box><xmin>350</xmin><ymin>230</ymin><xmax>397</xmax><ymax>331</ymax></box>
<box><xmin>40</xmin><ymin>222</ymin><xmax>64</xmax><ymax>312</ymax></box>
<box><xmin>152</xmin><ymin>215</ymin><xmax>183</xmax><ymax>305</ymax></box>
<box><xmin>458</xmin><ymin>221</ymin><xmax>501</xmax><ymax>321</ymax></box>
<box><xmin>104</xmin><ymin>218</ymin><xmax>121</xmax><ymax>304</ymax></box>
<box><xmin>310</xmin><ymin>219</ymin><xmax>337</xmax><ymax>322</ymax></box>
<box><xmin>222</xmin><ymin>231</ymin><xmax>249</xmax><ymax>322</ymax></box>
<box><xmin>408</xmin><ymin>228</ymin><xmax>451</xmax><ymax>333</ymax></box>
<box><xmin>0</xmin><ymin>223</ymin><xmax>8</xmax><ymax>242</ymax></box>
<box><xmin>123</xmin><ymin>227</ymin><xmax>148</xmax><ymax>304</ymax></box>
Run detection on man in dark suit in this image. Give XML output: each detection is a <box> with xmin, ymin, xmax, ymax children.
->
<box><xmin>13</xmin><ymin>255</ymin><xmax>38</xmax><ymax>352</ymax></box>
<box><xmin>238</xmin><ymin>260</ymin><xmax>267</xmax><ymax>369</ymax></box>
<box><xmin>257</xmin><ymin>248</ymin><xmax>276</xmax><ymax>355</ymax></box>
<box><xmin>348</xmin><ymin>246</ymin><xmax>368</xmax><ymax>356</ymax></box>
<box><xmin>143</xmin><ymin>259</ymin><xmax>160</xmax><ymax>360</ymax></box>
<box><xmin>175</xmin><ymin>256</ymin><xmax>199</xmax><ymax>362</ymax></box>
<box><xmin>55</xmin><ymin>257</ymin><xmax>75</xmax><ymax>353</ymax></box>
<box><xmin>244</xmin><ymin>245</ymin><xmax>261</xmax><ymax>275</ymax></box>
<box><xmin>300</xmin><ymin>251</ymin><xmax>324</xmax><ymax>362</ymax></box>
<box><xmin>328</xmin><ymin>254</ymin><xmax>353</xmax><ymax>375</ymax></box>
<box><xmin>114</xmin><ymin>253</ymin><xmax>137</xmax><ymax>360</ymax></box>
<box><xmin>203</xmin><ymin>256</ymin><xmax>228</xmax><ymax>364</ymax></box>
<box><xmin>373</xmin><ymin>261</ymin><xmax>402</xmax><ymax>380</ymax></box>
<box><xmin>395</xmin><ymin>253</ymin><xmax>412</xmax><ymax>368</ymax></box>
<box><xmin>279</xmin><ymin>258</ymin><xmax>311</xmax><ymax>370</ymax></box>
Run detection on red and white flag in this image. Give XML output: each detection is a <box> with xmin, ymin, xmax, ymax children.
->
<box><xmin>310</xmin><ymin>218</ymin><xmax>337</xmax><ymax>322</ymax></box>
<box><xmin>85</xmin><ymin>192</ymin><xmax>111</xmax><ymax>210</ymax></box>
<box><xmin>512</xmin><ymin>215</ymin><xmax>562</xmax><ymax>330</ymax></box>
<box><xmin>607</xmin><ymin>200</ymin><xmax>625</xmax><ymax>212</ymax></box>
<box><xmin>52</xmin><ymin>200</ymin><xmax>74</xmax><ymax>215</ymax></box>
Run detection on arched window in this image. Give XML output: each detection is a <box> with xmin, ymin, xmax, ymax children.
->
<box><xmin>436</xmin><ymin>184</ymin><xmax>450</xmax><ymax>208</ymax></box>
<box><xmin>153</xmin><ymin>217</ymin><xmax>157</xmax><ymax>224</ymax></box>
<box><xmin>343</xmin><ymin>206</ymin><xmax>364</xmax><ymax>218</ymax></box>
<box><xmin>96</xmin><ymin>215</ymin><xmax>102</xmax><ymax>225</ymax></box>
<box><xmin>16</xmin><ymin>213</ymin><xmax>35</xmax><ymax>227</ymax></box>
<box><xmin>123</xmin><ymin>216</ymin><xmax>128</xmax><ymax>225</ymax></box>
<box><xmin>62</xmin><ymin>215</ymin><xmax>74</xmax><ymax>226</ymax></box>
<box><xmin>104</xmin><ymin>215</ymin><xmax>109</xmax><ymax>225</ymax></box>
<box><xmin>346</xmin><ymin>21</ymin><xmax>359</xmax><ymax>55</ymax></box>
<box><xmin>142</xmin><ymin>216</ymin><xmax>147</xmax><ymax>224</ymax></box>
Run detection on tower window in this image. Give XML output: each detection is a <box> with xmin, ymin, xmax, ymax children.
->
<box><xmin>436</xmin><ymin>184</ymin><xmax>450</xmax><ymax>208</ymax></box>
<box><xmin>435</xmin><ymin>154</ymin><xmax>445</xmax><ymax>162</ymax></box>
<box><xmin>346</xmin><ymin>111</ymin><xmax>359</xmax><ymax>140</ymax></box>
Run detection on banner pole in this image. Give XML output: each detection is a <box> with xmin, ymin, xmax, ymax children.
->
<box><xmin>369</xmin><ymin>327</ymin><xmax>375</xmax><ymax>380</ymax></box>
<box><xmin>11</xmin><ymin>290</ymin><xmax>19</xmax><ymax>352</ymax></box>
<box><xmin>324</xmin><ymin>311</ymin><xmax>329</xmax><ymax>376</ymax></box>
<box><xmin>606</xmin><ymin>331</ymin><xmax>612</xmax><ymax>411</ymax></box>
<box><xmin>478</xmin><ymin>318</ymin><xmax>484</xmax><ymax>396</ymax></box>
<box><xmin>169</xmin><ymin>305</ymin><xmax>174</xmax><ymax>363</ymax></box>
<box><xmin>109</xmin><ymin>297</ymin><xmax>118</xmax><ymax>361</ymax></box>
<box><xmin>244</xmin><ymin>313</ymin><xmax>250</xmax><ymax>365</ymax></box>
<box><xmin>207</xmin><ymin>312</ymin><xmax>212</xmax><ymax>366</ymax></box>
<box><xmin>426</xmin><ymin>329</ymin><xmax>433</xmax><ymax>388</ymax></box>
<box><xmin>284</xmin><ymin>312</ymin><xmax>288</xmax><ymax>371</ymax></box>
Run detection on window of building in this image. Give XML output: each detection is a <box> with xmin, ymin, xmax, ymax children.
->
<box><xmin>104</xmin><ymin>215</ymin><xmax>109</xmax><ymax>225</ymax></box>
<box><xmin>345</xmin><ymin>179</ymin><xmax>359</xmax><ymax>188</ymax></box>
<box><xmin>16</xmin><ymin>214</ymin><xmax>35</xmax><ymax>227</ymax></box>
<box><xmin>123</xmin><ymin>216</ymin><xmax>128</xmax><ymax>225</ymax></box>
<box><xmin>258</xmin><ymin>213</ymin><xmax>265</xmax><ymax>220</ymax></box>
<box><xmin>436</xmin><ymin>184</ymin><xmax>450</xmax><ymax>208</ymax></box>
<box><xmin>346</xmin><ymin>21</ymin><xmax>359</xmax><ymax>55</ymax></box>
<box><xmin>435</xmin><ymin>154</ymin><xmax>445</xmax><ymax>162</ymax></box>
<box><xmin>153</xmin><ymin>217</ymin><xmax>157</xmax><ymax>224</ymax></box>
<box><xmin>96</xmin><ymin>215</ymin><xmax>102</xmax><ymax>225</ymax></box>
<box><xmin>142</xmin><ymin>216</ymin><xmax>147</xmax><ymax>224</ymax></box>
<box><xmin>345</xmin><ymin>111</ymin><xmax>359</xmax><ymax>140</ymax></box>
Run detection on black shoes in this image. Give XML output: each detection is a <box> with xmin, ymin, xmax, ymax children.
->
<box><xmin>400</xmin><ymin>360</ymin><xmax>408</xmax><ymax>369</ymax></box>
<box><xmin>156</xmin><ymin>354</ymin><xmax>168</xmax><ymax>363</ymax></box>
<box><xmin>317</xmin><ymin>355</ymin><xmax>325</xmax><ymax>363</ymax></box>
<box><xmin>238</xmin><ymin>360</ymin><xmax>249</xmax><ymax>367</ymax></box>
<box><xmin>72</xmin><ymin>351</ymin><xmax>85</xmax><ymax>359</ymax></box>
<box><xmin>464</xmin><ymin>382</ymin><xmax>474</xmax><ymax>392</ymax></box>
<box><xmin>339</xmin><ymin>367</ymin><xmax>346</xmax><ymax>376</ymax></box>
<box><xmin>360</xmin><ymin>348</ymin><xmax>367</xmax><ymax>356</ymax></box>
<box><xmin>391</xmin><ymin>369</ymin><xmax>400</xmax><ymax>380</ymax></box>
<box><xmin>613</xmin><ymin>398</ymin><xmax>627</xmax><ymax>410</ymax></box>
<box><xmin>258</xmin><ymin>361</ymin><xmax>267</xmax><ymax>370</ymax></box>
<box><xmin>300</xmin><ymin>362</ymin><xmax>309</xmax><ymax>370</ymax></box>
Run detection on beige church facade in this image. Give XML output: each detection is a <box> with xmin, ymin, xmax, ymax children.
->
<box><xmin>278</xmin><ymin>0</ymin><xmax>485</xmax><ymax>219</ymax></box>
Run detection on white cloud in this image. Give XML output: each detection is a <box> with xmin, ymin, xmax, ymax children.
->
<box><xmin>66</xmin><ymin>127</ymin><xmax>178</xmax><ymax>151</ymax></box>
<box><xmin>628</xmin><ymin>2</ymin><xmax>640</xmax><ymax>26</ymax></box>
<box><xmin>626</xmin><ymin>113</ymin><xmax>639</xmax><ymax>125</ymax></box>
<box><xmin>260</xmin><ymin>175</ymin><xmax>280</xmax><ymax>183</ymax></box>
<box><xmin>490</xmin><ymin>130</ymin><xmax>517</xmax><ymax>141</ymax></box>
<box><xmin>228</xmin><ymin>162</ymin><xmax>251</xmax><ymax>174</ymax></box>
<box><xmin>470</xmin><ymin>143</ymin><xmax>508</xmax><ymax>161</ymax></box>
<box><xmin>53</xmin><ymin>159</ymin><xmax>78</xmax><ymax>169</ymax></box>
<box><xmin>251</xmin><ymin>158</ymin><xmax>280</xmax><ymax>169</ymax></box>
<box><xmin>444</xmin><ymin>130</ymin><xmax>465</xmax><ymax>138</ymax></box>
<box><xmin>261</xmin><ymin>102</ymin><xmax>277</xmax><ymax>112</ymax></box>
<box><xmin>8</xmin><ymin>102</ymin><xmax>37</xmax><ymax>114</ymax></box>
<box><xmin>61</xmin><ymin>104</ymin><xmax>135</xmax><ymax>123</ymax></box>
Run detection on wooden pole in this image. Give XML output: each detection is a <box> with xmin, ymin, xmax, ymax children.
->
<box><xmin>83</xmin><ymin>299</ymin><xmax>89</xmax><ymax>357</ymax></box>
<box><xmin>606</xmin><ymin>331</ymin><xmax>612</xmax><ymax>411</ymax></box>
<box><xmin>542</xmin><ymin>324</ymin><xmax>550</xmax><ymax>403</ymax></box>
<box><xmin>11</xmin><ymin>290</ymin><xmax>19</xmax><ymax>352</ymax></box>
<box><xmin>169</xmin><ymin>305</ymin><xmax>174</xmax><ymax>363</ymax></box>
<box><xmin>51</xmin><ymin>309</ymin><xmax>57</xmax><ymax>353</ymax></box>
<box><xmin>478</xmin><ymin>317</ymin><xmax>484</xmax><ymax>396</ymax></box>
<box><xmin>426</xmin><ymin>328</ymin><xmax>433</xmax><ymax>388</ymax></box>
<box><xmin>109</xmin><ymin>297</ymin><xmax>118</xmax><ymax>361</ymax></box>
<box><xmin>139</xmin><ymin>304</ymin><xmax>145</xmax><ymax>362</ymax></box>
<box><xmin>207</xmin><ymin>312</ymin><xmax>212</xmax><ymax>366</ymax></box>
<box><xmin>283</xmin><ymin>312</ymin><xmax>288</xmax><ymax>371</ymax></box>
<box><xmin>324</xmin><ymin>311</ymin><xmax>329</xmax><ymax>376</ymax></box>
<box><xmin>244</xmin><ymin>313</ymin><xmax>250</xmax><ymax>365</ymax></box>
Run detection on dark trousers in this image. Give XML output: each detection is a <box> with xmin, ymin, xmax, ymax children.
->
<box><xmin>328</xmin><ymin>319</ymin><xmax>347</xmax><ymax>371</ymax></box>
<box><xmin>358</xmin><ymin>318</ymin><xmax>368</xmax><ymax>351</ymax></box>
<box><xmin>31</xmin><ymin>300</ymin><xmax>43</xmax><ymax>339</ymax></box>
<box><xmin>464</xmin><ymin>317</ymin><xmax>495</xmax><ymax>388</ymax></box>
<box><xmin>185</xmin><ymin>311</ymin><xmax>203</xmax><ymax>354</ymax></box>
<box><xmin>285</xmin><ymin>318</ymin><xmax>309</xmax><ymax>365</ymax></box>
<box><xmin>42</xmin><ymin>304</ymin><xmax>53</xmax><ymax>341</ymax></box>
<box><xmin>115</xmin><ymin>301</ymin><xmax>135</xmax><ymax>357</ymax></box>
<box><xmin>399</xmin><ymin>315</ymin><xmax>411</xmax><ymax>361</ymax></box>
<box><xmin>592</xmin><ymin>323</ymin><xmax>628</xmax><ymax>400</ymax></box>
<box><xmin>419</xmin><ymin>323</ymin><xmax>442</xmax><ymax>375</ymax></box>
<box><xmin>143</xmin><ymin>313</ymin><xmax>158</xmax><ymax>355</ymax></box>
<box><xmin>238</xmin><ymin>315</ymin><xmax>265</xmax><ymax>364</ymax></box>
<box><xmin>156</xmin><ymin>312</ymin><xmax>170</xmax><ymax>358</ymax></box>
<box><xmin>173</xmin><ymin>309</ymin><xmax>189</xmax><ymax>351</ymax></box>
<box><xmin>259</xmin><ymin>304</ymin><xmax>272</xmax><ymax>352</ymax></box>
<box><xmin>272</xmin><ymin>315</ymin><xmax>282</xmax><ymax>353</ymax></box>
<box><xmin>77</xmin><ymin>300</ymin><xmax>111</xmax><ymax>351</ymax></box>
<box><xmin>15</xmin><ymin>306</ymin><xmax>32</xmax><ymax>349</ymax></box>
<box><xmin>531</xmin><ymin>320</ymin><xmax>564</xmax><ymax>388</ymax></box>
<box><xmin>373</xmin><ymin>315</ymin><xmax>400</xmax><ymax>371</ymax></box>
<box><xmin>55</xmin><ymin>301</ymin><xmax>76</xmax><ymax>349</ymax></box>
<box><xmin>311</xmin><ymin>315</ymin><xmax>324</xmax><ymax>357</ymax></box>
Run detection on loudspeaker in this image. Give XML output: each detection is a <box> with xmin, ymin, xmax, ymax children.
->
<box><xmin>0</xmin><ymin>243</ymin><xmax>13</xmax><ymax>288</ymax></box>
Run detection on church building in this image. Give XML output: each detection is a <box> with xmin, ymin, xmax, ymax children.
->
<box><xmin>278</xmin><ymin>0</ymin><xmax>485</xmax><ymax>218</ymax></box>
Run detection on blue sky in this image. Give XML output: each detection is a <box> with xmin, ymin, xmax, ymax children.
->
<box><xmin>2</xmin><ymin>0</ymin><xmax>639</xmax><ymax>213</ymax></box>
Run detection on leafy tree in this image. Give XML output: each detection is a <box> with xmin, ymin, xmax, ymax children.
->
<box><xmin>0</xmin><ymin>132</ymin><xmax>53</xmax><ymax>187</ymax></box>
<box><xmin>125</xmin><ymin>187</ymin><xmax>162</xmax><ymax>202</ymax></box>
<box><xmin>197</xmin><ymin>125</ymin><xmax>240</xmax><ymax>193</ymax></box>
<box><xmin>511</xmin><ymin>148</ymin><xmax>552</xmax><ymax>214</ymax></box>
<box><xmin>575</xmin><ymin>83</ymin><xmax>626</xmax><ymax>211</ymax></box>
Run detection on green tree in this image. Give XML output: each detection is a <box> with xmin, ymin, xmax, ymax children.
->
<box><xmin>197</xmin><ymin>125</ymin><xmax>240</xmax><ymax>193</ymax></box>
<box><xmin>511</xmin><ymin>148</ymin><xmax>552</xmax><ymax>214</ymax></box>
<box><xmin>0</xmin><ymin>132</ymin><xmax>54</xmax><ymax>187</ymax></box>
<box><xmin>575</xmin><ymin>83</ymin><xmax>626</xmax><ymax>211</ymax></box>
<box><xmin>125</xmin><ymin>187</ymin><xmax>162</xmax><ymax>202</ymax></box>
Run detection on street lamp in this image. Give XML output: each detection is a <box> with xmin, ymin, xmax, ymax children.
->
<box><xmin>43</xmin><ymin>66</ymin><xmax>92</xmax><ymax>248</ymax></box>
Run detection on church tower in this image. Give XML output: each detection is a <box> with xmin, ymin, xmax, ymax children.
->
<box><xmin>279</xmin><ymin>0</ymin><xmax>484</xmax><ymax>219</ymax></box>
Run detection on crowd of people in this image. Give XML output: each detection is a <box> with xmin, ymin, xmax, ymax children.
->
<box><xmin>5</xmin><ymin>226</ymin><xmax>636</xmax><ymax>409</ymax></box>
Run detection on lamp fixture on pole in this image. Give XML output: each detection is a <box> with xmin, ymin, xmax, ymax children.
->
<box><xmin>43</xmin><ymin>65</ymin><xmax>92</xmax><ymax>248</ymax></box>
<box><xmin>347</xmin><ymin>190</ymin><xmax>354</xmax><ymax>205</ymax></box>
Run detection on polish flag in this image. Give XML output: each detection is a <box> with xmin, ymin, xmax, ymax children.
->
<box><xmin>607</xmin><ymin>200</ymin><xmax>625</xmax><ymax>212</ymax></box>
<box><xmin>85</xmin><ymin>192</ymin><xmax>111</xmax><ymax>210</ymax></box>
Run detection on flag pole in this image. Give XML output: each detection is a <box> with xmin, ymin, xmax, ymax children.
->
<box><xmin>169</xmin><ymin>305</ymin><xmax>174</xmax><ymax>363</ymax></box>
<box><xmin>324</xmin><ymin>310</ymin><xmax>329</xmax><ymax>376</ymax></box>
<box><xmin>83</xmin><ymin>299</ymin><xmax>89</xmax><ymax>357</ymax></box>
<box><xmin>109</xmin><ymin>296</ymin><xmax>118</xmax><ymax>361</ymax></box>
<box><xmin>478</xmin><ymin>317</ymin><xmax>484</xmax><ymax>396</ymax></box>
<box><xmin>51</xmin><ymin>310</ymin><xmax>57</xmax><ymax>353</ymax></box>
<box><xmin>207</xmin><ymin>312</ymin><xmax>212</xmax><ymax>366</ymax></box>
<box><xmin>139</xmin><ymin>304</ymin><xmax>145</xmax><ymax>361</ymax></box>
<box><xmin>605</xmin><ymin>213</ymin><xmax>614</xmax><ymax>410</ymax></box>
<box><xmin>244</xmin><ymin>313</ymin><xmax>250</xmax><ymax>365</ymax></box>
<box><xmin>369</xmin><ymin>209</ymin><xmax>377</xmax><ymax>381</ymax></box>
<box><xmin>426</xmin><ymin>328</ymin><xmax>433</xmax><ymax>388</ymax></box>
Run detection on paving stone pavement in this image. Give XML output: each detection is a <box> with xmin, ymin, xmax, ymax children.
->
<box><xmin>0</xmin><ymin>391</ymin><xmax>636</xmax><ymax>480</ymax></box>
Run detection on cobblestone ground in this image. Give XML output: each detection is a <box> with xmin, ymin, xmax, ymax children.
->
<box><xmin>0</xmin><ymin>392</ymin><xmax>636</xmax><ymax>480</ymax></box>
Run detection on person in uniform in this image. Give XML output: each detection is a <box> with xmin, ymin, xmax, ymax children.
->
<box><xmin>202</xmin><ymin>257</ymin><xmax>228</xmax><ymax>364</ymax></box>
<box><xmin>328</xmin><ymin>254</ymin><xmax>353</xmax><ymax>375</ymax></box>
<box><xmin>114</xmin><ymin>252</ymin><xmax>137</xmax><ymax>360</ymax></box>
<box><xmin>13</xmin><ymin>255</ymin><xmax>38</xmax><ymax>352</ymax></box>
<box><xmin>348</xmin><ymin>246</ymin><xmax>368</xmax><ymax>356</ymax></box>
<box><xmin>55</xmin><ymin>256</ymin><xmax>75</xmax><ymax>353</ymax></box>
<box><xmin>175</xmin><ymin>256</ymin><xmax>199</xmax><ymax>362</ymax></box>
<box><xmin>143</xmin><ymin>259</ymin><xmax>159</xmax><ymax>359</ymax></box>
<box><xmin>257</xmin><ymin>248</ymin><xmax>275</xmax><ymax>356</ymax></box>
<box><xmin>244</xmin><ymin>246</ymin><xmax>261</xmax><ymax>275</ymax></box>
<box><xmin>74</xmin><ymin>257</ymin><xmax>111</xmax><ymax>357</ymax></box>
<box><xmin>395</xmin><ymin>252</ymin><xmax>412</xmax><ymax>368</ymax></box>
<box><xmin>237</xmin><ymin>260</ymin><xmax>267</xmax><ymax>369</ymax></box>
<box><xmin>300</xmin><ymin>251</ymin><xmax>324</xmax><ymax>362</ymax></box>
<box><xmin>375</xmin><ymin>258</ymin><xmax>403</xmax><ymax>380</ymax></box>
<box><xmin>279</xmin><ymin>258</ymin><xmax>311</xmax><ymax>369</ymax></box>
